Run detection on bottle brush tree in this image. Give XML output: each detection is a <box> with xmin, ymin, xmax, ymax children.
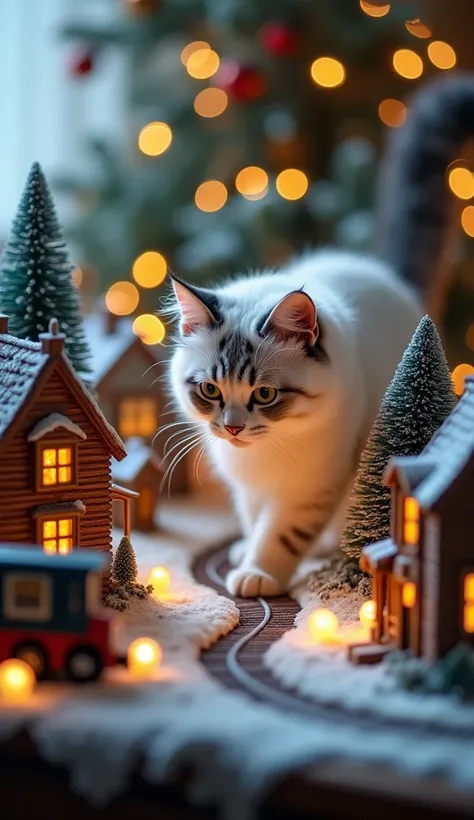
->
<box><xmin>341</xmin><ymin>315</ymin><xmax>456</xmax><ymax>560</ymax></box>
<box><xmin>112</xmin><ymin>535</ymin><xmax>138</xmax><ymax>588</ymax></box>
<box><xmin>0</xmin><ymin>162</ymin><xmax>92</xmax><ymax>375</ymax></box>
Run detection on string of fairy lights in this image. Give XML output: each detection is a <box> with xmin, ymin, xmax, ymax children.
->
<box><xmin>96</xmin><ymin>0</ymin><xmax>474</xmax><ymax>386</ymax></box>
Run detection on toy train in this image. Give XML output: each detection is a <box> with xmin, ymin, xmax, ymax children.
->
<box><xmin>0</xmin><ymin>545</ymin><xmax>122</xmax><ymax>682</ymax></box>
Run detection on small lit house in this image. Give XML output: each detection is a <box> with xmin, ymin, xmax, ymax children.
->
<box><xmin>85</xmin><ymin>310</ymin><xmax>189</xmax><ymax>495</ymax></box>
<box><xmin>111</xmin><ymin>438</ymin><xmax>162</xmax><ymax>532</ymax></box>
<box><xmin>0</xmin><ymin>315</ymin><xmax>136</xmax><ymax>590</ymax></box>
<box><xmin>359</xmin><ymin>376</ymin><xmax>474</xmax><ymax>662</ymax></box>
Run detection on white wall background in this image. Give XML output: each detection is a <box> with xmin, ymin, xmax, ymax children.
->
<box><xmin>0</xmin><ymin>0</ymin><xmax>128</xmax><ymax>235</ymax></box>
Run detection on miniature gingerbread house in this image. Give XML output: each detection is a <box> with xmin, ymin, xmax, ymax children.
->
<box><xmin>85</xmin><ymin>309</ymin><xmax>188</xmax><ymax>495</ymax></box>
<box><xmin>111</xmin><ymin>437</ymin><xmax>162</xmax><ymax>532</ymax></box>
<box><xmin>358</xmin><ymin>376</ymin><xmax>474</xmax><ymax>662</ymax></box>
<box><xmin>0</xmin><ymin>314</ymin><xmax>136</xmax><ymax>591</ymax></box>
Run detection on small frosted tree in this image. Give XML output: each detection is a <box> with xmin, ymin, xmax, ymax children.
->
<box><xmin>0</xmin><ymin>162</ymin><xmax>92</xmax><ymax>375</ymax></box>
<box><xmin>112</xmin><ymin>536</ymin><xmax>138</xmax><ymax>587</ymax></box>
<box><xmin>341</xmin><ymin>316</ymin><xmax>456</xmax><ymax>560</ymax></box>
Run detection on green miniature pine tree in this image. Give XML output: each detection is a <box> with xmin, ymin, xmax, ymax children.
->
<box><xmin>0</xmin><ymin>162</ymin><xmax>92</xmax><ymax>375</ymax></box>
<box><xmin>112</xmin><ymin>535</ymin><xmax>138</xmax><ymax>587</ymax></box>
<box><xmin>341</xmin><ymin>315</ymin><xmax>456</xmax><ymax>560</ymax></box>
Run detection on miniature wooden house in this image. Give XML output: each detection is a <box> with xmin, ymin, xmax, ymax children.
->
<box><xmin>85</xmin><ymin>310</ymin><xmax>188</xmax><ymax>495</ymax></box>
<box><xmin>111</xmin><ymin>438</ymin><xmax>162</xmax><ymax>532</ymax></box>
<box><xmin>360</xmin><ymin>376</ymin><xmax>474</xmax><ymax>662</ymax></box>
<box><xmin>0</xmin><ymin>315</ymin><xmax>136</xmax><ymax>591</ymax></box>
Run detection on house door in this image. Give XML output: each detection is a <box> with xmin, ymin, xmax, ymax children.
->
<box><xmin>138</xmin><ymin>487</ymin><xmax>154</xmax><ymax>529</ymax></box>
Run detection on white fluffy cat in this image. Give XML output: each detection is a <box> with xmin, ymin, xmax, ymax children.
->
<box><xmin>167</xmin><ymin>74</ymin><xmax>473</xmax><ymax>597</ymax></box>
<box><xmin>169</xmin><ymin>252</ymin><xmax>421</xmax><ymax>597</ymax></box>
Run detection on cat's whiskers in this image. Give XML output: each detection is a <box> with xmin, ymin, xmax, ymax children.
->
<box><xmin>161</xmin><ymin>433</ymin><xmax>209</xmax><ymax>496</ymax></box>
<box><xmin>163</xmin><ymin>430</ymin><xmax>205</xmax><ymax>460</ymax></box>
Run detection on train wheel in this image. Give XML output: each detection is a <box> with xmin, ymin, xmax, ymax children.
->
<box><xmin>13</xmin><ymin>642</ymin><xmax>48</xmax><ymax>679</ymax></box>
<box><xmin>66</xmin><ymin>646</ymin><xmax>103</xmax><ymax>683</ymax></box>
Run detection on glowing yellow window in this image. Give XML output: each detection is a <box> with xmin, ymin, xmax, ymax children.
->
<box><xmin>464</xmin><ymin>573</ymin><xmax>474</xmax><ymax>633</ymax></box>
<box><xmin>41</xmin><ymin>446</ymin><xmax>73</xmax><ymax>486</ymax></box>
<box><xmin>402</xmin><ymin>581</ymin><xmax>417</xmax><ymax>608</ymax></box>
<box><xmin>118</xmin><ymin>398</ymin><xmax>157</xmax><ymax>439</ymax></box>
<box><xmin>403</xmin><ymin>497</ymin><xmax>419</xmax><ymax>545</ymax></box>
<box><xmin>42</xmin><ymin>518</ymin><xmax>74</xmax><ymax>554</ymax></box>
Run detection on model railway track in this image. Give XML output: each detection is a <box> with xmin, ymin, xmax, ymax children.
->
<box><xmin>195</xmin><ymin>545</ymin><xmax>474</xmax><ymax>739</ymax></box>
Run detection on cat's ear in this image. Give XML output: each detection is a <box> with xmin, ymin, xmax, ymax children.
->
<box><xmin>260</xmin><ymin>290</ymin><xmax>318</xmax><ymax>345</ymax></box>
<box><xmin>170</xmin><ymin>274</ymin><xmax>221</xmax><ymax>336</ymax></box>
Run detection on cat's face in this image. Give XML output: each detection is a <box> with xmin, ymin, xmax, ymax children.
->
<box><xmin>168</xmin><ymin>276</ymin><xmax>329</xmax><ymax>448</ymax></box>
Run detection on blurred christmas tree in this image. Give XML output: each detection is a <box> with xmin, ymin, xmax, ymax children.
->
<box><xmin>55</xmin><ymin>0</ymin><xmax>474</xmax><ymax>371</ymax></box>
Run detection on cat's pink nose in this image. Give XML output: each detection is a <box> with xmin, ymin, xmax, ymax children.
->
<box><xmin>224</xmin><ymin>424</ymin><xmax>245</xmax><ymax>437</ymax></box>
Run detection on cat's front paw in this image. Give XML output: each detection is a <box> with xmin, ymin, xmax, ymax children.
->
<box><xmin>228</xmin><ymin>538</ymin><xmax>247</xmax><ymax>567</ymax></box>
<box><xmin>226</xmin><ymin>566</ymin><xmax>282</xmax><ymax>598</ymax></box>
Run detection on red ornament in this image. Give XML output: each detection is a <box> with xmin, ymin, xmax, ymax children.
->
<box><xmin>259</xmin><ymin>22</ymin><xmax>299</xmax><ymax>57</ymax></box>
<box><xmin>214</xmin><ymin>60</ymin><xmax>267</xmax><ymax>103</ymax></box>
<box><xmin>69</xmin><ymin>46</ymin><xmax>95</xmax><ymax>78</ymax></box>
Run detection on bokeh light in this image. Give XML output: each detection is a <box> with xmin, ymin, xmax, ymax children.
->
<box><xmin>132</xmin><ymin>314</ymin><xmax>166</xmax><ymax>345</ymax></box>
<box><xmin>465</xmin><ymin>324</ymin><xmax>474</xmax><ymax>351</ymax></box>
<box><xmin>392</xmin><ymin>49</ymin><xmax>423</xmax><ymax>80</ymax></box>
<box><xmin>138</xmin><ymin>122</ymin><xmax>172</xmax><ymax>157</ymax></box>
<box><xmin>359</xmin><ymin>1</ymin><xmax>390</xmax><ymax>17</ymax></box>
<box><xmin>427</xmin><ymin>41</ymin><xmax>456</xmax><ymax>70</ymax></box>
<box><xmin>147</xmin><ymin>566</ymin><xmax>171</xmax><ymax>595</ymax></box>
<box><xmin>181</xmin><ymin>41</ymin><xmax>210</xmax><ymax>66</ymax></box>
<box><xmin>186</xmin><ymin>49</ymin><xmax>220</xmax><ymax>80</ymax></box>
<box><xmin>307</xmin><ymin>608</ymin><xmax>339</xmax><ymax>642</ymax></box>
<box><xmin>127</xmin><ymin>638</ymin><xmax>162</xmax><ymax>679</ymax></box>
<box><xmin>194</xmin><ymin>87</ymin><xmax>228</xmax><ymax>118</ymax></box>
<box><xmin>106</xmin><ymin>281</ymin><xmax>139</xmax><ymax>316</ymax></box>
<box><xmin>71</xmin><ymin>267</ymin><xmax>83</xmax><ymax>288</ymax></box>
<box><xmin>132</xmin><ymin>251</ymin><xmax>167</xmax><ymax>288</ymax></box>
<box><xmin>405</xmin><ymin>18</ymin><xmax>432</xmax><ymax>39</ymax></box>
<box><xmin>235</xmin><ymin>166</ymin><xmax>269</xmax><ymax>199</ymax></box>
<box><xmin>461</xmin><ymin>205</ymin><xmax>474</xmax><ymax>236</ymax></box>
<box><xmin>448</xmin><ymin>166</ymin><xmax>474</xmax><ymax>200</ymax></box>
<box><xmin>276</xmin><ymin>169</ymin><xmax>309</xmax><ymax>200</ymax></box>
<box><xmin>378</xmin><ymin>98</ymin><xmax>407</xmax><ymax>128</ymax></box>
<box><xmin>452</xmin><ymin>363</ymin><xmax>474</xmax><ymax>396</ymax></box>
<box><xmin>0</xmin><ymin>659</ymin><xmax>36</xmax><ymax>702</ymax></box>
<box><xmin>195</xmin><ymin>180</ymin><xmax>228</xmax><ymax>212</ymax></box>
<box><xmin>310</xmin><ymin>57</ymin><xmax>345</xmax><ymax>88</ymax></box>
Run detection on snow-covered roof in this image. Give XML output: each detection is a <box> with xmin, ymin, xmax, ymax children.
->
<box><xmin>111</xmin><ymin>437</ymin><xmax>162</xmax><ymax>483</ymax></box>
<box><xmin>32</xmin><ymin>499</ymin><xmax>86</xmax><ymax>517</ymax></box>
<box><xmin>27</xmin><ymin>413</ymin><xmax>87</xmax><ymax>442</ymax></box>
<box><xmin>0</xmin><ymin>334</ymin><xmax>48</xmax><ymax>439</ymax></box>
<box><xmin>84</xmin><ymin>314</ymin><xmax>136</xmax><ymax>384</ymax></box>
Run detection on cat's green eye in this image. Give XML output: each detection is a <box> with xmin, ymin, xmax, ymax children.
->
<box><xmin>199</xmin><ymin>382</ymin><xmax>221</xmax><ymax>400</ymax></box>
<box><xmin>253</xmin><ymin>386</ymin><xmax>277</xmax><ymax>405</ymax></box>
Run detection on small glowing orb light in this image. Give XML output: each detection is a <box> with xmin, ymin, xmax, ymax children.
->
<box><xmin>378</xmin><ymin>98</ymin><xmax>407</xmax><ymax>129</ymax></box>
<box><xmin>310</xmin><ymin>57</ymin><xmax>345</xmax><ymax>89</ymax></box>
<box><xmin>186</xmin><ymin>48</ymin><xmax>219</xmax><ymax>80</ymax></box>
<box><xmin>127</xmin><ymin>638</ymin><xmax>162</xmax><ymax>679</ymax></box>
<box><xmin>138</xmin><ymin>122</ymin><xmax>172</xmax><ymax>157</ymax></box>
<box><xmin>181</xmin><ymin>41</ymin><xmax>210</xmax><ymax>67</ymax></box>
<box><xmin>132</xmin><ymin>251</ymin><xmax>167</xmax><ymax>288</ymax></box>
<box><xmin>147</xmin><ymin>566</ymin><xmax>171</xmax><ymax>595</ymax></box>
<box><xmin>132</xmin><ymin>314</ymin><xmax>165</xmax><ymax>345</ymax></box>
<box><xmin>392</xmin><ymin>49</ymin><xmax>423</xmax><ymax>80</ymax></box>
<box><xmin>276</xmin><ymin>169</ymin><xmax>309</xmax><ymax>201</ymax></box>
<box><xmin>194</xmin><ymin>88</ymin><xmax>228</xmax><ymax>118</ymax></box>
<box><xmin>452</xmin><ymin>363</ymin><xmax>474</xmax><ymax>396</ymax></box>
<box><xmin>462</xmin><ymin>205</ymin><xmax>474</xmax><ymax>237</ymax></box>
<box><xmin>359</xmin><ymin>600</ymin><xmax>377</xmax><ymax>631</ymax></box>
<box><xmin>195</xmin><ymin>180</ymin><xmax>228</xmax><ymax>212</ymax></box>
<box><xmin>105</xmin><ymin>281</ymin><xmax>139</xmax><ymax>316</ymax></box>
<box><xmin>0</xmin><ymin>659</ymin><xmax>36</xmax><ymax>702</ymax></box>
<box><xmin>427</xmin><ymin>41</ymin><xmax>456</xmax><ymax>71</ymax></box>
<box><xmin>448</xmin><ymin>166</ymin><xmax>474</xmax><ymax>200</ymax></box>
<box><xmin>359</xmin><ymin>1</ymin><xmax>390</xmax><ymax>18</ymax></box>
<box><xmin>405</xmin><ymin>18</ymin><xmax>431</xmax><ymax>39</ymax></box>
<box><xmin>307</xmin><ymin>608</ymin><xmax>339</xmax><ymax>643</ymax></box>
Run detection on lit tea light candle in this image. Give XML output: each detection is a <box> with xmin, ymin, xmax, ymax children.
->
<box><xmin>127</xmin><ymin>638</ymin><xmax>162</xmax><ymax>679</ymax></box>
<box><xmin>307</xmin><ymin>608</ymin><xmax>339</xmax><ymax>643</ymax></box>
<box><xmin>0</xmin><ymin>659</ymin><xmax>36</xmax><ymax>702</ymax></box>
<box><xmin>359</xmin><ymin>600</ymin><xmax>376</xmax><ymax>631</ymax></box>
<box><xmin>147</xmin><ymin>566</ymin><xmax>171</xmax><ymax>596</ymax></box>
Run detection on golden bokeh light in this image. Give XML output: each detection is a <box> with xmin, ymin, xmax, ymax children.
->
<box><xmin>235</xmin><ymin>166</ymin><xmax>269</xmax><ymax>198</ymax></box>
<box><xmin>186</xmin><ymin>48</ymin><xmax>220</xmax><ymax>80</ymax></box>
<box><xmin>427</xmin><ymin>41</ymin><xmax>456</xmax><ymax>70</ymax></box>
<box><xmin>405</xmin><ymin>18</ymin><xmax>432</xmax><ymax>39</ymax></box>
<box><xmin>307</xmin><ymin>608</ymin><xmax>339</xmax><ymax>643</ymax></box>
<box><xmin>359</xmin><ymin>600</ymin><xmax>377</xmax><ymax>630</ymax></box>
<box><xmin>71</xmin><ymin>267</ymin><xmax>83</xmax><ymax>288</ymax></box>
<box><xmin>310</xmin><ymin>57</ymin><xmax>345</xmax><ymax>88</ymax></box>
<box><xmin>105</xmin><ymin>281</ymin><xmax>140</xmax><ymax>316</ymax></box>
<box><xmin>452</xmin><ymin>363</ymin><xmax>474</xmax><ymax>396</ymax></box>
<box><xmin>132</xmin><ymin>314</ymin><xmax>166</xmax><ymax>345</ymax></box>
<box><xmin>138</xmin><ymin>122</ymin><xmax>172</xmax><ymax>157</ymax></box>
<box><xmin>461</xmin><ymin>205</ymin><xmax>474</xmax><ymax>237</ymax></box>
<box><xmin>448</xmin><ymin>166</ymin><xmax>474</xmax><ymax>200</ymax></box>
<box><xmin>465</xmin><ymin>324</ymin><xmax>474</xmax><ymax>351</ymax></box>
<box><xmin>195</xmin><ymin>180</ymin><xmax>228</xmax><ymax>212</ymax></box>
<box><xmin>378</xmin><ymin>98</ymin><xmax>407</xmax><ymax>128</ymax></box>
<box><xmin>359</xmin><ymin>1</ymin><xmax>390</xmax><ymax>17</ymax></box>
<box><xmin>276</xmin><ymin>169</ymin><xmax>309</xmax><ymax>200</ymax></box>
<box><xmin>0</xmin><ymin>659</ymin><xmax>36</xmax><ymax>702</ymax></box>
<box><xmin>180</xmin><ymin>41</ymin><xmax>210</xmax><ymax>66</ymax></box>
<box><xmin>132</xmin><ymin>251</ymin><xmax>167</xmax><ymax>288</ymax></box>
<box><xmin>194</xmin><ymin>87</ymin><xmax>228</xmax><ymax>118</ymax></box>
<box><xmin>127</xmin><ymin>638</ymin><xmax>162</xmax><ymax>679</ymax></box>
<box><xmin>147</xmin><ymin>566</ymin><xmax>171</xmax><ymax>595</ymax></box>
<box><xmin>392</xmin><ymin>49</ymin><xmax>423</xmax><ymax>80</ymax></box>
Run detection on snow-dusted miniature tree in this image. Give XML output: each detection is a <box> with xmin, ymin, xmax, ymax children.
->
<box><xmin>112</xmin><ymin>536</ymin><xmax>138</xmax><ymax>587</ymax></box>
<box><xmin>341</xmin><ymin>316</ymin><xmax>456</xmax><ymax>560</ymax></box>
<box><xmin>0</xmin><ymin>162</ymin><xmax>92</xmax><ymax>375</ymax></box>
